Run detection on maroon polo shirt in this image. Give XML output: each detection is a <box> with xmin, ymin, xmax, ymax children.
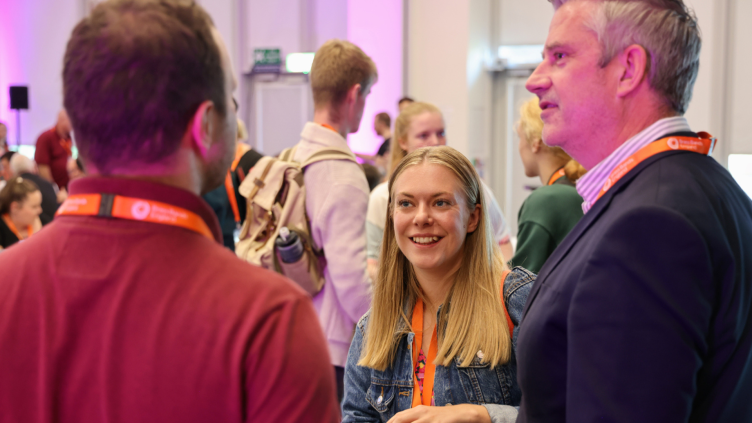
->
<box><xmin>34</xmin><ymin>127</ymin><xmax>71</xmax><ymax>189</ymax></box>
<box><xmin>0</xmin><ymin>176</ymin><xmax>339</xmax><ymax>423</ymax></box>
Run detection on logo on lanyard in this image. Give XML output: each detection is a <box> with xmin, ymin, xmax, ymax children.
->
<box><xmin>667</xmin><ymin>138</ymin><xmax>680</xmax><ymax>150</ymax></box>
<box><xmin>131</xmin><ymin>201</ymin><xmax>151</xmax><ymax>220</ymax></box>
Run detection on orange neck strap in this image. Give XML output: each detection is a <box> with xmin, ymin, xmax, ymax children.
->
<box><xmin>410</xmin><ymin>273</ymin><xmax>516</xmax><ymax>408</ymax></box>
<box><xmin>56</xmin><ymin>194</ymin><xmax>214</xmax><ymax>241</ymax></box>
<box><xmin>2</xmin><ymin>214</ymin><xmax>33</xmax><ymax>241</ymax></box>
<box><xmin>547</xmin><ymin>168</ymin><xmax>567</xmax><ymax>186</ymax></box>
<box><xmin>411</xmin><ymin>298</ymin><xmax>439</xmax><ymax>408</ymax></box>
<box><xmin>224</xmin><ymin>172</ymin><xmax>241</xmax><ymax>224</ymax></box>
<box><xmin>595</xmin><ymin>133</ymin><xmax>716</xmax><ymax>204</ymax></box>
<box><xmin>60</xmin><ymin>139</ymin><xmax>73</xmax><ymax>157</ymax></box>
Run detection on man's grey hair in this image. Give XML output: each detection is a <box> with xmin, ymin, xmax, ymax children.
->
<box><xmin>551</xmin><ymin>0</ymin><xmax>701</xmax><ymax>114</ymax></box>
<box><xmin>9</xmin><ymin>153</ymin><xmax>35</xmax><ymax>176</ymax></box>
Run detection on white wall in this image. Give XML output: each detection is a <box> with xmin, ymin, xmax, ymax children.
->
<box><xmin>408</xmin><ymin>0</ymin><xmax>471</xmax><ymax>156</ymax></box>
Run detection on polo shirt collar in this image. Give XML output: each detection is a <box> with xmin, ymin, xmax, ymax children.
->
<box><xmin>68</xmin><ymin>176</ymin><xmax>223</xmax><ymax>243</ymax></box>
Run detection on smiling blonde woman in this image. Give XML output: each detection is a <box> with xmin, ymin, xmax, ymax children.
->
<box><xmin>343</xmin><ymin>146</ymin><xmax>534</xmax><ymax>423</ymax></box>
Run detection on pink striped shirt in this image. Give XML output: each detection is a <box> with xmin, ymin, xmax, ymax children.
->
<box><xmin>576</xmin><ymin>117</ymin><xmax>691</xmax><ymax>213</ymax></box>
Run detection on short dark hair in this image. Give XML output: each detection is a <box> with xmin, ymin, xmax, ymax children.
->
<box><xmin>375</xmin><ymin>112</ymin><xmax>391</xmax><ymax>128</ymax></box>
<box><xmin>1</xmin><ymin>151</ymin><xmax>16</xmax><ymax>163</ymax></box>
<box><xmin>398</xmin><ymin>96</ymin><xmax>414</xmax><ymax>105</ymax></box>
<box><xmin>63</xmin><ymin>0</ymin><xmax>226</xmax><ymax>172</ymax></box>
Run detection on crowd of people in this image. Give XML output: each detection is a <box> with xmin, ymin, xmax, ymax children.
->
<box><xmin>0</xmin><ymin>0</ymin><xmax>751</xmax><ymax>422</ymax></box>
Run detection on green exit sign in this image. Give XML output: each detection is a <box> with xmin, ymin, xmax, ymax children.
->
<box><xmin>254</xmin><ymin>49</ymin><xmax>281</xmax><ymax>66</ymax></box>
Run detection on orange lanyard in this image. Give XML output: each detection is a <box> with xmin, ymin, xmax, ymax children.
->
<box><xmin>547</xmin><ymin>168</ymin><xmax>566</xmax><ymax>186</ymax></box>
<box><xmin>60</xmin><ymin>139</ymin><xmax>73</xmax><ymax>157</ymax></box>
<box><xmin>2</xmin><ymin>214</ymin><xmax>32</xmax><ymax>241</ymax></box>
<box><xmin>224</xmin><ymin>172</ymin><xmax>241</xmax><ymax>224</ymax></box>
<box><xmin>56</xmin><ymin>194</ymin><xmax>214</xmax><ymax>240</ymax></box>
<box><xmin>411</xmin><ymin>298</ymin><xmax>439</xmax><ymax>408</ymax></box>
<box><xmin>596</xmin><ymin>133</ymin><xmax>716</xmax><ymax>203</ymax></box>
<box><xmin>409</xmin><ymin>276</ymin><xmax>515</xmax><ymax>408</ymax></box>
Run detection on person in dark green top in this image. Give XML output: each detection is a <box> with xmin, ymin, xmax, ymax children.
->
<box><xmin>511</xmin><ymin>98</ymin><xmax>587</xmax><ymax>273</ymax></box>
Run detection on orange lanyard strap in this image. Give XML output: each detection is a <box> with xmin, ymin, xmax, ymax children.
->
<box><xmin>547</xmin><ymin>168</ymin><xmax>567</xmax><ymax>186</ymax></box>
<box><xmin>596</xmin><ymin>133</ymin><xmax>717</xmax><ymax>203</ymax></box>
<box><xmin>225</xmin><ymin>172</ymin><xmax>241</xmax><ymax>224</ymax></box>
<box><xmin>60</xmin><ymin>139</ymin><xmax>73</xmax><ymax>157</ymax></box>
<box><xmin>2</xmin><ymin>214</ymin><xmax>32</xmax><ymax>241</ymax></box>
<box><xmin>410</xmin><ymin>276</ymin><xmax>516</xmax><ymax>408</ymax></box>
<box><xmin>411</xmin><ymin>298</ymin><xmax>438</xmax><ymax>408</ymax></box>
<box><xmin>56</xmin><ymin>194</ymin><xmax>215</xmax><ymax>241</ymax></box>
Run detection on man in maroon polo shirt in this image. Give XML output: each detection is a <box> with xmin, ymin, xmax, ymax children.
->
<box><xmin>35</xmin><ymin>110</ymin><xmax>73</xmax><ymax>190</ymax></box>
<box><xmin>0</xmin><ymin>1</ymin><xmax>340</xmax><ymax>422</ymax></box>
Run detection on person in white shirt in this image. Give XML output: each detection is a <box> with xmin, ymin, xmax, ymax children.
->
<box><xmin>291</xmin><ymin>39</ymin><xmax>377</xmax><ymax>402</ymax></box>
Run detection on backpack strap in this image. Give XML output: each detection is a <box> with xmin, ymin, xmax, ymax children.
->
<box><xmin>501</xmin><ymin>269</ymin><xmax>514</xmax><ymax>338</ymax></box>
<box><xmin>301</xmin><ymin>147</ymin><xmax>358</xmax><ymax>168</ymax></box>
<box><xmin>279</xmin><ymin>146</ymin><xmax>298</xmax><ymax>163</ymax></box>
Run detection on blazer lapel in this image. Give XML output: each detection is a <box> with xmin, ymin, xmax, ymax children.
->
<box><xmin>521</xmin><ymin>148</ymin><xmax>688</xmax><ymax>316</ymax></box>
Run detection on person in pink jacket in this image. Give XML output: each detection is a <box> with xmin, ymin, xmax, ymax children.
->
<box><xmin>292</xmin><ymin>39</ymin><xmax>378</xmax><ymax>402</ymax></box>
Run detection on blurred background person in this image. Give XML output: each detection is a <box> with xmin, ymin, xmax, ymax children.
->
<box><xmin>355</xmin><ymin>111</ymin><xmax>392</xmax><ymax>175</ymax></box>
<box><xmin>67</xmin><ymin>157</ymin><xmax>85</xmax><ymax>181</ymax></box>
<box><xmin>9</xmin><ymin>153</ymin><xmax>59</xmax><ymax>225</ymax></box>
<box><xmin>35</xmin><ymin>110</ymin><xmax>73</xmax><ymax>190</ymax></box>
<box><xmin>510</xmin><ymin>98</ymin><xmax>586</xmax><ymax>273</ymax></box>
<box><xmin>397</xmin><ymin>96</ymin><xmax>414</xmax><ymax>112</ymax></box>
<box><xmin>366</xmin><ymin>102</ymin><xmax>513</xmax><ymax>282</ymax></box>
<box><xmin>0</xmin><ymin>151</ymin><xmax>15</xmax><ymax>191</ymax></box>
<box><xmin>0</xmin><ymin>122</ymin><xmax>8</xmax><ymax>155</ymax></box>
<box><xmin>0</xmin><ymin>177</ymin><xmax>43</xmax><ymax>250</ymax></box>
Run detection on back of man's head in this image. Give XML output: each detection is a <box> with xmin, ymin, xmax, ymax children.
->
<box><xmin>9</xmin><ymin>153</ymin><xmax>35</xmax><ymax>177</ymax></box>
<box><xmin>550</xmin><ymin>0</ymin><xmax>700</xmax><ymax>114</ymax></box>
<box><xmin>63</xmin><ymin>0</ymin><xmax>226</xmax><ymax>173</ymax></box>
<box><xmin>310</xmin><ymin>40</ymin><xmax>377</xmax><ymax>114</ymax></box>
<box><xmin>375</xmin><ymin>112</ymin><xmax>391</xmax><ymax>129</ymax></box>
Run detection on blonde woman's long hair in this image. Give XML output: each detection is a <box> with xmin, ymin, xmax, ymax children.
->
<box><xmin>388</xmin><ymin>102</ymin><xmax>443</xmax><ymax>177</ymax></box>
<box><xmin>518</xmin><ymin>97</ymin><xmax>587</xmax><ymax>182</ymax></box>
<box><xmin>359</xmin><ymin>146</ymin><xmax>511</xmax><ymax>371</ymax></box>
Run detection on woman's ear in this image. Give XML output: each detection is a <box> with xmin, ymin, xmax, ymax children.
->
<box><xmin>9</xmin><ymin>201</ymin><xmax>21</xmax><ymax>214</ymax></box>
<box><xmin>190</xmin><ymin>101</ymin><xmax>214</xmax><ymax>158</ymax></box>
<box><xmin>398</xmin><ymin>137</ymin><xmax>409</xmax><ymax>152</ymax></box>
<box><xmin>466</xmin><ymin>204</ymin><xmax>481</xmax><ymax>233</ymax></box>
<box><xmin>531</xmin><ymin>138</ymin><xmax>543</xmax><ymax>154</ymax></box>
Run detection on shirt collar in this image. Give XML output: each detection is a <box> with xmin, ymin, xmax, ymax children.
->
<box><xmin>576</xmin><ymin>116</ymin><xmax>692</xmax><ymax>213</ymax></box>
<box><xmin>301</xmin><ymin>122</ymin><xmax>352</xmax><ymax>151</ymax></box>
<box><xmin>67</xmin><ymin>176</ymin><xmax>223</xmax><ymax>243</ymax></box>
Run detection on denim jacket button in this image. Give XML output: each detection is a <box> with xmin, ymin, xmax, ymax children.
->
<box><xmin>377</xmin><ymin>395</ymin><xmax>383</xmax><ymax>405</ymax></box>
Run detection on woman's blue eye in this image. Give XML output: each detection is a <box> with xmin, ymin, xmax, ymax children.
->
<box><xmin>436</xmin><ymin>200</ymin><xmax>448</xmax><ymax>207</ymax></box>
<box><xmin>398</xmin><ymin>200</ymin><xmax>411</xmax><ymax>208</ymax></box>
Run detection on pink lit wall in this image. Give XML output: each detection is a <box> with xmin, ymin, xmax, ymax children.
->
<box><xmin>0</xmin><ymin>0</ymin><xmax>79</xmax><ymax>147</ymax></box>
<box><xmin>347</xmin><ymin>0</ymin><xmax>403</xmax><ymax>155</ymax></box>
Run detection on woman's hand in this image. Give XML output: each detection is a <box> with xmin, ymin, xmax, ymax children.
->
<box><xmin>386</xmin><ymin>404</ymin><xmax>491</xmax><ymax>423</ymax></box>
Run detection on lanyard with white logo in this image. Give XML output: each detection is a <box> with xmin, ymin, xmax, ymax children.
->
<box><xmin>56</xmin><ymin>194</ymin><xmax>214</xmax><ymax>241</ymax></box>
<box><xmin>595</xmin><ymin>132</ymin><xmax>717</xmax><ymax>204</ymax></box>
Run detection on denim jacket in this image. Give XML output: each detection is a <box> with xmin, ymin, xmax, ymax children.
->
<box><xmin>342</xmin><ymin>267</ymin><xmax>535</xmax><ymax>423</ymax></box>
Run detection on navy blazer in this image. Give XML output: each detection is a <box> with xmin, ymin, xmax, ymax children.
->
<box><xmin>516</xmin><ymin>134</ymin><xmax>752</xmax><ymax>422</ymax></box>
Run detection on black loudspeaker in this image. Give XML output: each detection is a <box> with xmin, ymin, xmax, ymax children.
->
<box><xmin>9</xmin><ymin>86</ymin><xmax>29</xmax><ymax>110</ymax></box>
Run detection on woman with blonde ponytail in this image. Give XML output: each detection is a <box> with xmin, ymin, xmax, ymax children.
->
<box><xmin>511</xmin><ymin>97</ymin><xmax>586</xmax><ymax>273</ymax></box>
<box><xmin>343</xmin><ymin>146</ymin><xmax>534</xmax><ymax>423</ymax></box>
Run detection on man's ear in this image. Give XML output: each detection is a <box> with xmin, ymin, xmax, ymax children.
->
<box><xmin>190</xmin><ymin>101</ymin><xmax>215</xmax><ymax>158</ymax></box>
<box><xmin>616</xmin><ymin>44</ymin><xmax>650</xmax><ymax>99</ymax></box>
<box><xmin>346</xmin><ymin>83</ymin><xmax>362</xmax><ymax>105</ymax></box>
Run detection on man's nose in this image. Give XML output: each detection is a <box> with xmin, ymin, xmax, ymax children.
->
<box><xmin>526</xmin><ymin>62</ymin><xmax>551</xmax><ymax>94</ymax></box>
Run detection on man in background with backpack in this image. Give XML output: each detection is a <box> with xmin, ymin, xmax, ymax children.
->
<box><xmin>293</xmin><ymin>39</ymin><xmax>377</xmax><ymax>401</ymax></box>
